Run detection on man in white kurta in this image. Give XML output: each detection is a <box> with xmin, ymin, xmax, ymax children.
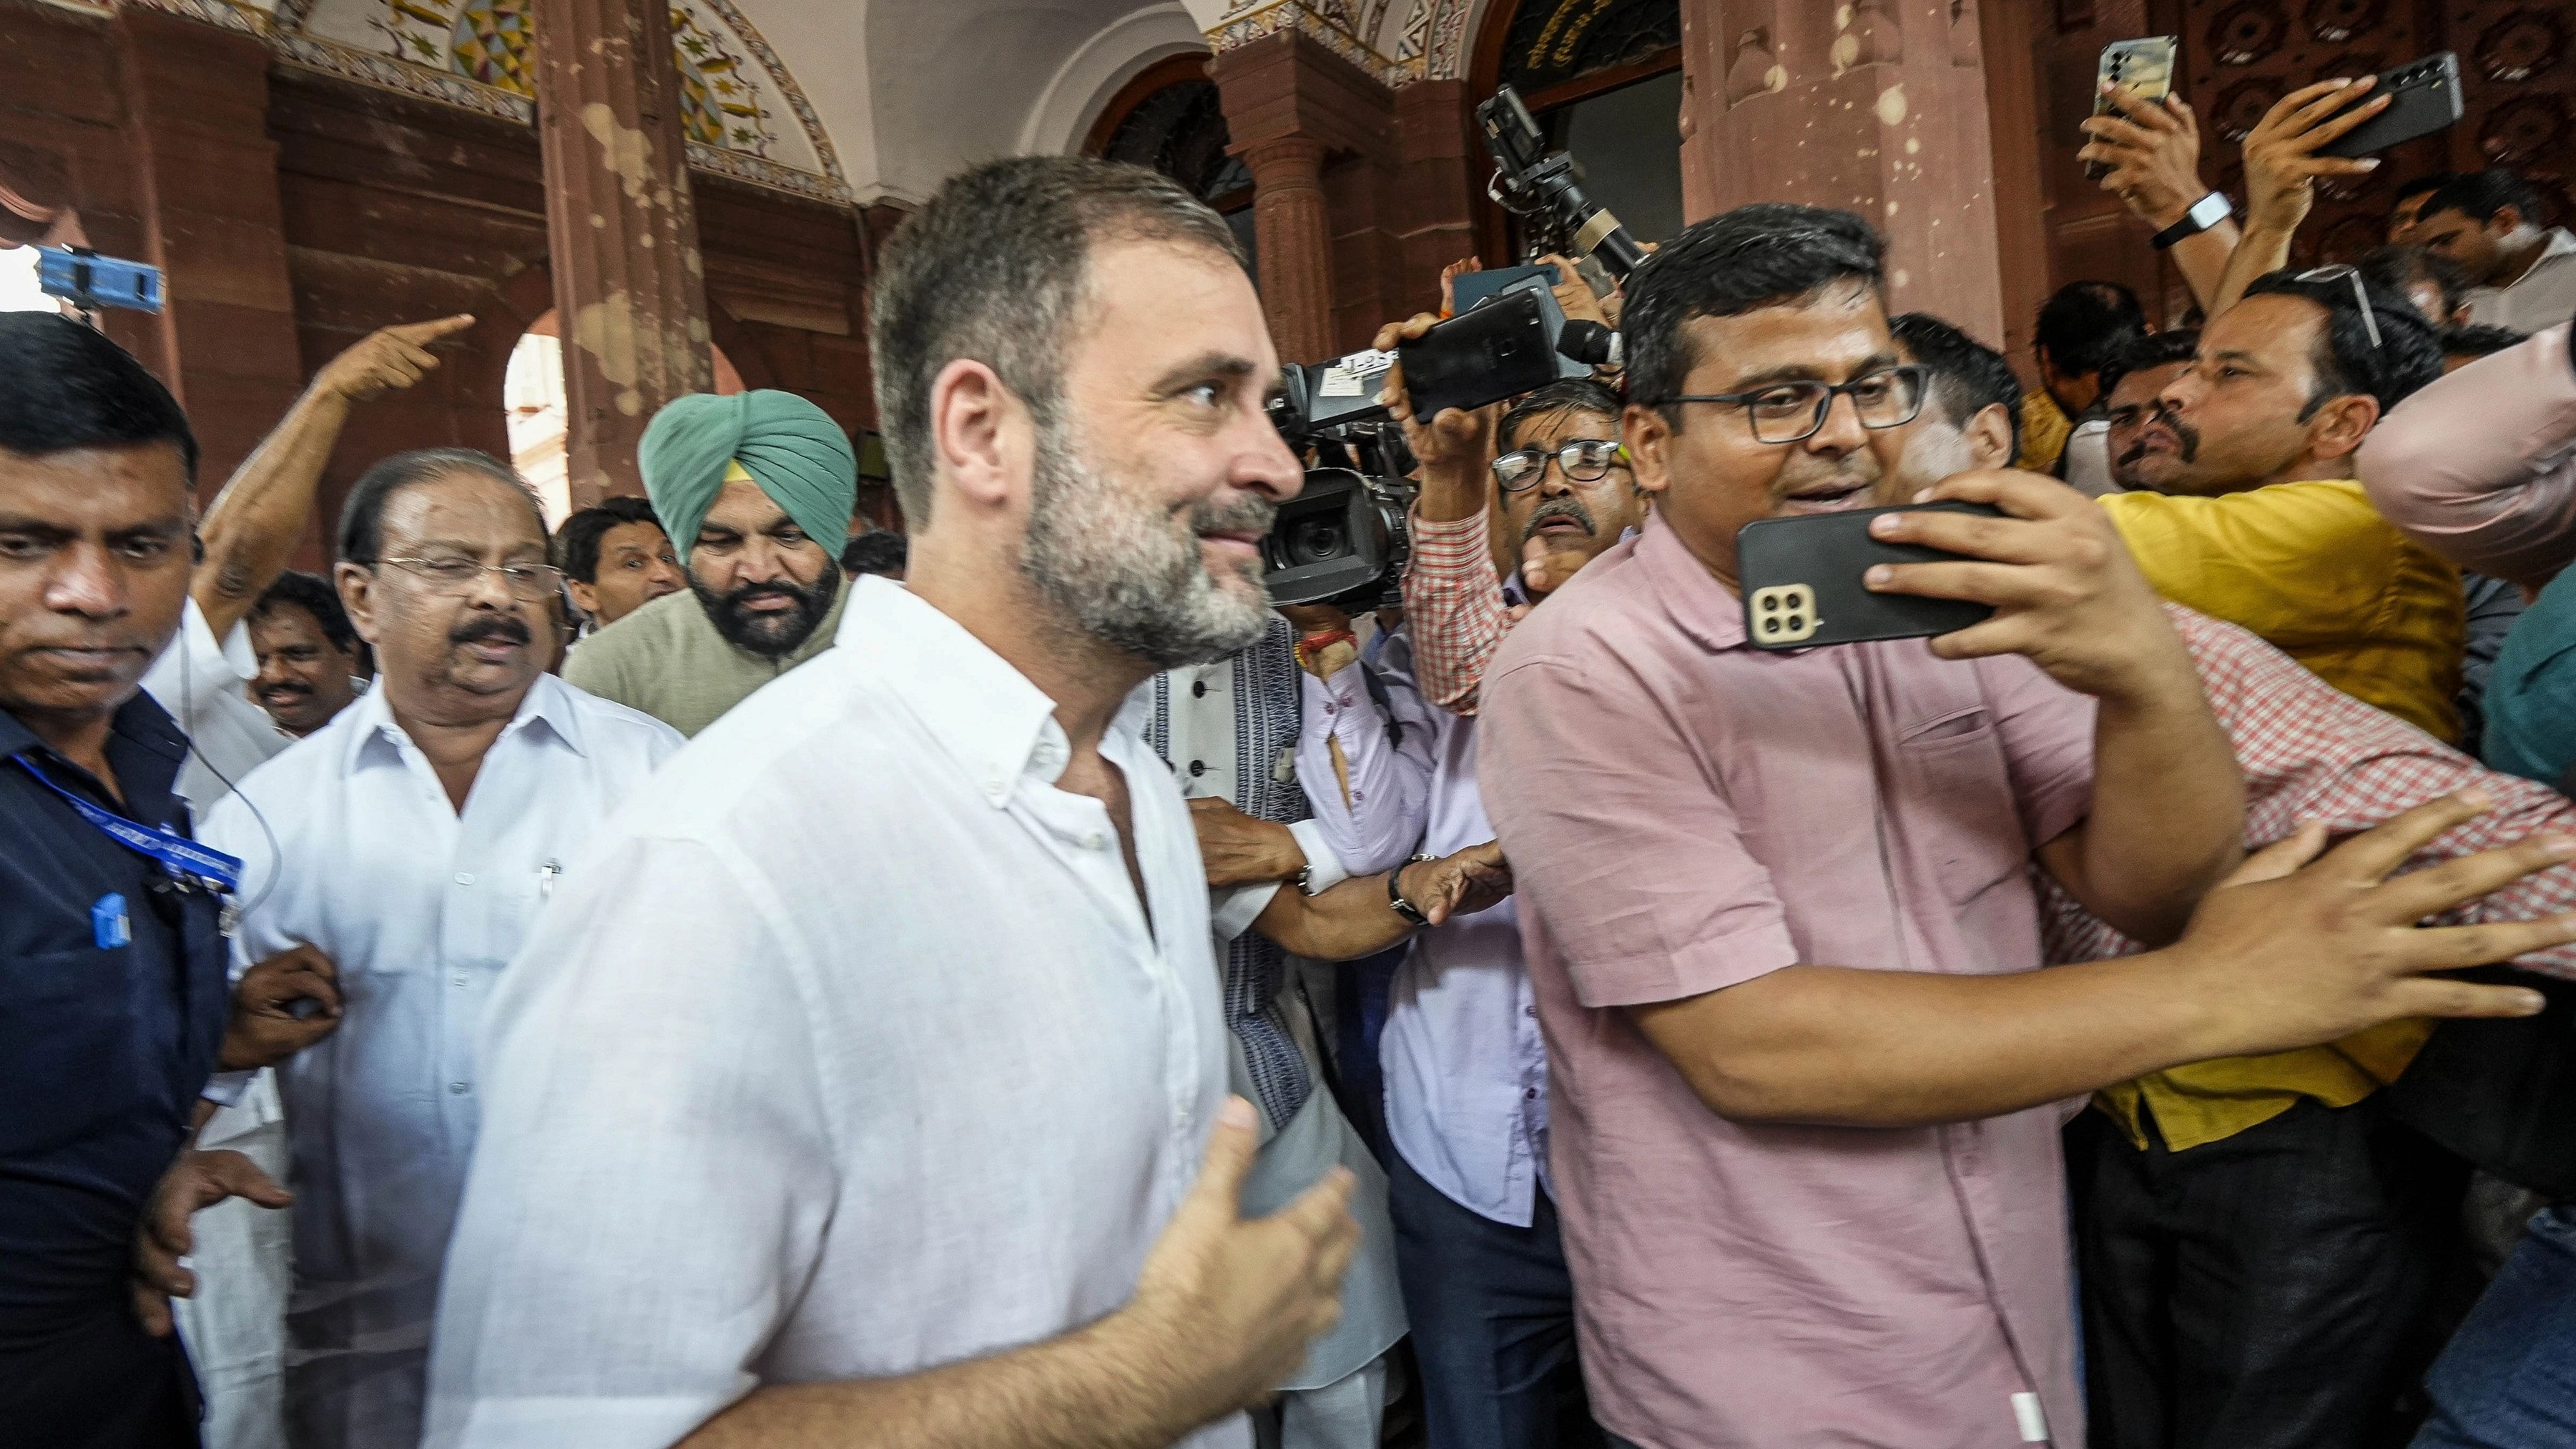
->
<box><xmin>424</xmin><ymin>154</ymin><xmax>1362</xmax><ymax>1449</ymax></box>
<box><xmin>201</xmin><ymin>451</ymin><xmax>681</xmax><ymax>1449</ymax></box>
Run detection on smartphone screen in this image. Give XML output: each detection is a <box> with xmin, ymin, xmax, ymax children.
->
<box><xmin>2087</xmin><ymin>37</ymin><xmax>2180</xmax><ymax>179</ymax></box>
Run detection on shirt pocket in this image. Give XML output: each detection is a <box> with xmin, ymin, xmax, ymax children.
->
<box><xmin>3</xmin><ymin>944</ymin><xmax>166</xmax><ymax>1149</ymax></box>
<box><xmin>1895</xmin><ymin>709</ymin><xmax>2031</xmax><ymax>908</ymax></box>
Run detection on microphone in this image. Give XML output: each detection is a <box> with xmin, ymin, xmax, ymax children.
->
<box><xmin>1557</xmin><ymin>319</ymin><xmax>1622</xmax><ymax>369</ymax></box>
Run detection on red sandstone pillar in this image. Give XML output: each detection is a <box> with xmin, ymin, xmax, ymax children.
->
<box><xmin>532</xmin><ymin>0</ymin><xmax>713</xmax><ymax>506</ymax></box>
<box><xmin>1677</xmin><ymin>0</ymin><xmax>2007</xmax><ymax>345</ymax></box>
<box><xmin>1242</xmin><ymin>136</ymin><xmax>1337</xmax><ymax>364</ymax></box>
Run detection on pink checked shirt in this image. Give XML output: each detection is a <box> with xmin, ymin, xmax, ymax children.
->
<box><xmin>1479</xmin><ymin>513</ymin><xmax>2100</xmax><ymax>1449</ymax></box>
<box><xmin>2044</xmin><ymin>605</ymin><xmax>2576</xmax><ymax>980</ymax></box>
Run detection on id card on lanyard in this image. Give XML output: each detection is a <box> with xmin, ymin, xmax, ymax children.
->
<box><xmin>12</xmin><ymin>753</ymin><xmax>244</xmax><ymax>895</ymax></box>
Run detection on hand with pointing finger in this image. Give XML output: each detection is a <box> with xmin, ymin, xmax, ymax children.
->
<box><xmin>314</xmin><ymin>313</ymin><xmax>476</xmax><ymax>404</ymax></box>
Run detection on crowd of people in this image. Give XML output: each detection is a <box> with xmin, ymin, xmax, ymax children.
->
<box><xmin>8</xmin><ymin>71</ymin><xmax>2576</xmax><ymax>1449</ymax></box>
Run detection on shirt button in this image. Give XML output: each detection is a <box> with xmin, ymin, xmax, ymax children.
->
<box><xmin>453</xmin><ymin>974</ymin><xmax>468</xmax><ymax>987</ymax></box>
<box><xmin>1191</xmin><ymin>680</ymin><xmax>1207</xmax><ymax>698</ymax></box>
<box><xmin>1353</xmin><ymin>790</ymin><xmax>1366</xmax><ymax>803</ymax></box>
<box><xmin>454</xmin><ymin>872</ymin><xmax>475</xmax><ymax>886</ymax></box>
<box><xmin>448</xmin><ymin>1081</ymin><xmax>470</xmax><ymax>1095</ymax></box>
<box><xmin>1525</xmin><ymin>1087</ymin><xmax>1539</xmax><ymax>1100</ymax></box>
<box><xmin>1323</xmin><ymin>704</ymin><xmax>1337</xmax><ymax>715</ymax></box>
<box><xmin>1085</xmin><ymin>833</ymin><xmax>1106</xmax><ymax>850</ymax></box>
<box><xmin>1188</xmin><ymin>760</ymin><xmax>1206</xmax><ymax>777</ymax></box>
<box><xmin>1525</xmin><ymin>1005</ymin><xmax>1536</xmax><ymax>1018</ymax></box>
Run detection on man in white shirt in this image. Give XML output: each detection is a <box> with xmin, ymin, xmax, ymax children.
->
<box><xmin>424</xmin><ymin>155</ymin><xmax>1359</xmax><ymax>1449</ymax></box>
<box><xmin>198</xmin><ymin>448</ymin><xmax>681</xmax><ymax>1449</ymax></box>
<box><xmin>2419</xmin><ymin>169</ymin><xmax>2576</xmax><ymax>333</ymax></box>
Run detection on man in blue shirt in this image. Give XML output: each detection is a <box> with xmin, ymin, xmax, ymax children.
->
<box><xmin>0</xmin><ymin>314</ymin><xmax>330</xmax><ymax>1446</ymax></box>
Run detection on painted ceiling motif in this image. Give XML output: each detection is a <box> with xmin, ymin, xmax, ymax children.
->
<box><xmin>367</xmin><ymin>0</ymin><xmax>778</xmax><ymax>156</ymax></box>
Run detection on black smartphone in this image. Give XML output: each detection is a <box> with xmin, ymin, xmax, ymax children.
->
<box><xmin>2317</xmin><ymin>52</ymin><xmax>2463</xmax><ymax>159</ymax></box>
<box><xmin>1449</xmin><ymin>263</ymin><xmax>1556</xmax><ymax>315</ymax></box>
<box><xmin>1397</xmin><ymin>289</ymin><xmax>1565</xmax><ymax>421</ymax></box>
<box><xmin>1736</xmin><ymin>502</ymin><xmax>2001</xmax><ymax>650</ymax></box>
<box><xmin>2085</xmin><ymin>37</ymin><xmax>2179</xmax><ymax>182</ymax></box>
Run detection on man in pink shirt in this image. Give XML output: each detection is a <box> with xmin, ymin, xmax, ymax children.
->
<box><xmin>1475</xmin><ymin>203</ymin><xmax>2575</xmax><ymax>1449</ymax></box>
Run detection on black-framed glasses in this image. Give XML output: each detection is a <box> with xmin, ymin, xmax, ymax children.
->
<box><xmin>2293</xmin><ymin>265</ymin><xmax>2383</xmax><ymax>350</ymax></box>
<box><xmin>1651</xmin><ymin>364</ymin><xmax>1928</xmax><ymax>445</ymax></box>
<box><xmin>371</xmin><ymin>555</ymin><xmax>567</xmax><ymax>600</ymax></box>
<box><xmin>1491</xmin><ymin>438</ymin><xmax>1626</xmax><ymax>492</ymax></box>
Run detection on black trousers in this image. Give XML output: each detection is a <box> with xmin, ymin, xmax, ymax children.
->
<box><xmin>2070</xmin><ymin>1097</ymin><xmax>2470</xmax><ymax>1449</ymax></box>
<box><xmin>0</xmin><ymin>1299</ymin><xmax>201</xmax><ymax>1449</ymax></box>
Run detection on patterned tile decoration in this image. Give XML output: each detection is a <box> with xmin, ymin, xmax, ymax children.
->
<box><xmin>1207</xmin><ymin>0</ymin><xmax>1423</xmax><ymax>84</ymax></box>
<box><xmin>119</xmin><ymin>0</ymin><xmax>853</xmax><ymax>205</ymax></box>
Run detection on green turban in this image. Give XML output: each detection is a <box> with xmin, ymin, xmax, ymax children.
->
<box><xmin>639</xmin><ymin>390</ymin><xmax>856</xmax><ymax>564</ymax></box>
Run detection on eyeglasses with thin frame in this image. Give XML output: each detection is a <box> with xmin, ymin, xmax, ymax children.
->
<box><xmin>2293</xmin><ymin>265</ymin><xmax>2383</xmax><ymax>351</ymax></box>
<box><xmin>1650</xmin><ymin>364</ymin><xmax>1928</xmax><ymax>445</ymax></box>
<box><xmin>369</xmin><ymin>555</ymin><xmax>567</xmax><ymax>600</ymax></box>
<box><xmin>1491</xmin><ymin>438</ymin><xmax>1627</xmax><ymax>492</ymax></box>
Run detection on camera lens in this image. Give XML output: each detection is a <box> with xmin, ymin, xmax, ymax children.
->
<box><xmin>1284</xmin><ymin>516</ymin><xmax>1349</xmax><ymax>567</ymax></box>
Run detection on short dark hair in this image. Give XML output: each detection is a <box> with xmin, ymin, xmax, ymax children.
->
<box><xmin>336</xmin><ymin>448</ymin><xmax>541</xmax><ymax>564</ymax></box>
<box><xmin>2394</xmin><ymin>172</ymin><xmax>2455</xmax><ymax>207</ymax></box>
<box><xmin>2444</xmin><ymin>323</ymin><xmax>2530</xmax><ymax>361</ymax></box>
<box><xmin>2358</xmin><ymin>245</ymin><xmax>2471</xmax><ymax>321</ymax></box>
<box><xmin>2424</xmin><ymin>169</ymin><xmax>2545</xmax><ymax>227</ymax></box>
<box><xmin>248</xmin><ymin>569</ymin><xmax>357</xmax><ymax>654</ymax></box>
<box><xmin>553</xmin><ymin>495</ymin><xmax>665</xmax><ymax>583</ymax></box>
<box><xmin>1889</xmin><ymin>313</ymin><xmax>2023</xmax><ymax>460</ymax></box>
<box><xmin>2241</xmin><ymin>270</ymin><xmax>2445</xmax><ymax>416</ymax></box>
<box><xmin>870</xmin><ymin>156</ymin><xmax>1242</xmax><ymax>529</ymax></box>
<box><xmin>1622</xmin><ymin>203</ymin><xmax>1885</xmax><ymax>422</ymax></box>
<box><xmin>1497</xmin><ymin>377</ymin><xmax>1627</xmax><ymax>451</ymax></box>
<box><xmin>2033</xmin><ymin>281</ymin><xmax>2148</xmax><ymax>382</ymax></box>
<box><xmin>0</xmin><ymin>312</ymin><xmax>199</xmax><ymax>483</ymax></box>
<box><xmin>2094</xmin><ymin>328</ymin><xmax>2203</xmax><ymax>403</ymax></box>
<box><xmin>839</xmin><ymin>528</ymin><xmax>908</xmax><ymax>577</ymax></box>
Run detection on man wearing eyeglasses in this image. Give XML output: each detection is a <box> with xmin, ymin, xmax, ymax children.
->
<box><xmin>195</xmin><ymin>448</ymin><xmax>681</xmax><ymax>1449</ymax></box>
<box><xmin>1470</xmin><ymin>203</ymin><xmax>2570</xmax><ymax>1449</ymax></box>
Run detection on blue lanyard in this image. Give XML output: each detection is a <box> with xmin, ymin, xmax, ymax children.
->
<box><xmin>13</xmin><ymin>753</ymin><xmax>243</xmax><ymax>894</ymax></box>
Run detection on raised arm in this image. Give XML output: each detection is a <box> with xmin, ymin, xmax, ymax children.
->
<box><xmin>2078</xmin><ymin>85</ymin><xmax>2240</xmax><ymax>311</ymax></box>
<box><xmin>2360</xmin><ymin>324</ymin><xmax>2576</xmax><ymax>590</ymax></box>
<box><xmin>2208</xmin><ymin>79</ymin><xmax>2388</xmax><ymax>317</ymax></box>
<box><xmin>1374</xmin><ymin>313</ymin><xmax>1507</xmax><ymax>713</ymax></box>
<box><xmin>194</xmin><ymin>315</ymin><xmax>475</xmax><ymax>637</ymax></box>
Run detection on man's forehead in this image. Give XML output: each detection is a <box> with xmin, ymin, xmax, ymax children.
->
<box><xmin>0</xmin><ymin>439</ymin><xmax>193</xmax><ymax>522</ymax></box>
<box><xmin>2202</xmin><ymin>293</ymin><xmax>2321</xmax><ymax>361</ymax></box>
<box><xmin>1512</xmin><ymin>406</ymin><xmax>1622</xmax><ymax>446</ymax></box>
<box><xmin>1679</xmin><ymin>287</ymin><xmax>1892</xmax><ymax>384</ymax></box>
<box><xmin>2111</xmin><ymin>362</ymin><xmax>2189</xmax><ymax>407</ymax></box>
<box><xmin>1075</xmin><ymin>238</ymin><xmax>1276</xmax><ymax>383</ymax></box>
<box><xmin>383</xmin><ymin>471</ymin><xmax>546</xmax><ymax>549</ymax></box>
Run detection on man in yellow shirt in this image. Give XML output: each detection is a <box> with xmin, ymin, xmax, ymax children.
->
<box><xmin>2081</xmin><ymin>268</ymin><xmax>2466</xmax><ymax>1448</ymax></box>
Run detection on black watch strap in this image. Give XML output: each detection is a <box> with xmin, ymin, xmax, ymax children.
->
<box><xmin>2153</xmin><ymin>191</ymin><xmax>2232</xmax><ymax>250</ymax></box>
<box><xmin>1388</xmin><ymin>852</ymin><xmax>1437</xmax><ymax>928</ymax></box>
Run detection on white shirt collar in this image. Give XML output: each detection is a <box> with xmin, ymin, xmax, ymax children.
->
<box><xmin>835</xmin><ymin>575</ymin><xmax>1125</xmax><ymax>807</ymax></box>
<box><xmin>342</xmin><ymin>671</ymin><xmax>589</xmax><ymax>775</ymax></box>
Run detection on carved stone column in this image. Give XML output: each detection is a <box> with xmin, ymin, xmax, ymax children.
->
<box><xmin>1241</xmin><ymin>136</ymin><xmax>1336</xmax><ymax>363</ymax></box>
<box><xmin>1678</xmin><ymin>0</ymin><xmax>2007</xmax><ymax>345</ymax></box>
<box><xmin>532</xmin><ymin>0</ymin><xmax>713</xmax><ymax>506</ymax></box>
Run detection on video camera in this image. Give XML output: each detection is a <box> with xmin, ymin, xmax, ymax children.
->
<box><xmin>33</xmin><ymin>246</ymin><xmax>164</xmax><ymax>315</ymax></box>
<box><xmin>1258</xmin><ymin>83</ymin><xmax>1642</xmax><ymax>612</ymax></box>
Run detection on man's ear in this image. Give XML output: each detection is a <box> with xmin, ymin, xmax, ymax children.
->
<box><xmin>1622</xmin><ymin>403</ymin><xmax>1674</xmax><ymax>498</ymax></box>
<box><xmin>928</xmin><ymin>358</ymin><xmax>1023</xmax><ymax>517</ymax></box>
<box><xmin>334</xmin><ymin>561</ymin><xmax>383</xmax><ymax>647</ymax></box>
<box><xmin>564</xmin><ymin>578</ymin><xmax>601</xmax><ymax>620</ymax></box>
<box><xmin>2304</xmin><ymin>391</ymin><xmax>2383</xmax><ymax>466</ymax></box>
<box><xmin>2491</xmin><ymin>203</ymin><xmax>2528</xmax><ymax>239</ymax></box>
<box><xmin>1965</xmin><ymin>402</ymin><xmax>2018</xmax><ymax>472</ymax></box>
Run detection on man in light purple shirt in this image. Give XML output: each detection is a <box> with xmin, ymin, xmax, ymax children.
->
<box><xmin>1476</xmin><ymin>203</ymin><xmax>2573</xmax><ymax>1449</ymax></box>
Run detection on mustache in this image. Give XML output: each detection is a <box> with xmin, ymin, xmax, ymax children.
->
<box><xmin>259</xmin><ymin>679</ymin><xmax>313</xmax><ymax>698</ymax></box>
<box><xmin>1192</xmin><ymin>493</ymin><xmax>1277</xmax><ymax>538</ymax></box>
<box><xmin>1523</xmin><ymin>496</ymin><xmax>1597</xmax><ymax>542</ymax></box>
<box><xmin>2122</xmin><ymin>406</ymin><xmax>2199</xmax><ymax>466</ymax></box>
<box><xmin>450</xmin><ymin>614</ymin><xmax>532</xmax><ymax>648</ymax></box>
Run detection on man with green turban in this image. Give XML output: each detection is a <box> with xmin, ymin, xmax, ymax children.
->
<box><xmin>564</xmin><ymin>390</ymin><xmax>859</xmax><ymax>735</ymax></box>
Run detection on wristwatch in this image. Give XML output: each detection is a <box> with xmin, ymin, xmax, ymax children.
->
<box><xmin>2153</xmin><ymin>190</ymin><xmax>2233</xmax><ymax>250</ymax></box>
<box><xmin>1387</xmin><ymin>852</ymin><xmax>1439</xmax><ymax>928</ymax></box>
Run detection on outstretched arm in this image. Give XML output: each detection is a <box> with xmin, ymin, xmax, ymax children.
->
<box><xmin>194</xmin><ymin>314</ymin><xmax>476</xmax><ymax>637</ymax></box>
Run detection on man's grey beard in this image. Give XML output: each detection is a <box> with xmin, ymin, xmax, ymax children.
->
<box><xmin>1020</xmin><ymin>420</ymin><xmax>1276</xmax><ymax>670</ymax></box>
